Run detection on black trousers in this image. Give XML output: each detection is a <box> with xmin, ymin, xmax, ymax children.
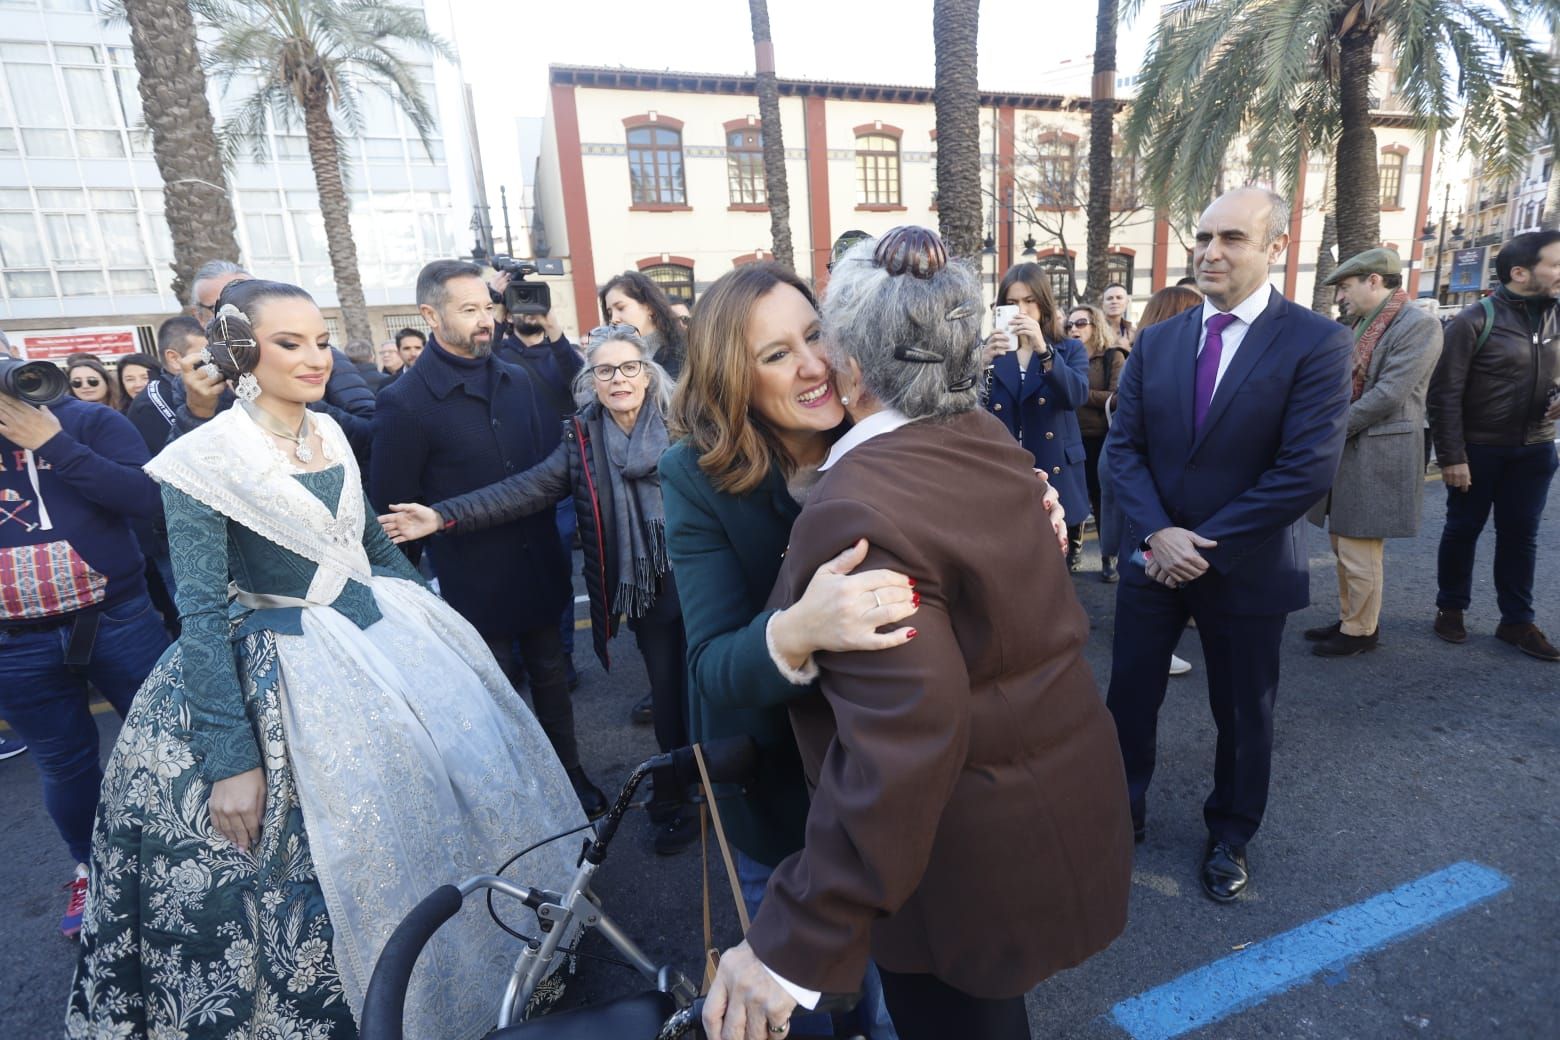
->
<box><xmin>1082</xmin><ymin>434</ymin><xmax>1107</xmax><ymax>544</ymax></box>
<box><xmin>1105</xmin><ymin>578</ymin><xmax>1286</xmax><ymax>846</ymax></box>
<box><xmin>485</xmin><ymin>625</ymin><xmax>579</xmax><ymax>770</ymax></box>
<box><xmin>627</xmin><ymin>570</ymin><xmax>689</xmax><ymax>756</ymax></box>
<box><xmin>877</xmin><ymin>969</ymin><xmax>1031</xmax><ymax>1040</ymax></box>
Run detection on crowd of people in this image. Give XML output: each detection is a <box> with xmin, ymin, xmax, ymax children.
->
<box><xmin>0</xmin><ymin>193</ymin><xmax>1555</xmax><ymax>1040</ymax></box>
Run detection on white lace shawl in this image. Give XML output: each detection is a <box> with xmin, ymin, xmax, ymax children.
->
<box><xmin>143</xmin><ymin>405</ymin><xmax>372</xmax><ymax>604</ymax></box>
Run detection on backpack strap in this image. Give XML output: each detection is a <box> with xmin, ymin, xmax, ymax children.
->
<box><xmin>1474</xmin><ymin>296</ymin><xmax>1495</xmax><ymax>354</ymax></box>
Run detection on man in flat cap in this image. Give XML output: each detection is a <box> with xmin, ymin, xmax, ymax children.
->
<box><xmin>1305</xmin><ymin>248</ymin><xmax>1443</xmax><ymax>656</ymax></box>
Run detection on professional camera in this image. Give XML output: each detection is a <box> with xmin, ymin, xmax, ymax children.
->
<box><xmin>490</xmin><ymin>256</ymin><xmax>551</xmax><ymax>317</ymax></box>
<box><xmin>0</xmin><ymin>356</ymin><xmax>68</xmax><ymax>406</ymax></box>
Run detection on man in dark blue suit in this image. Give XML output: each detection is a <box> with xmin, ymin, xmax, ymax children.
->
<box><xmin>1104</xmin><ymin>188</ymin><xmax>1353</xmax><ymax>902</ymax></box>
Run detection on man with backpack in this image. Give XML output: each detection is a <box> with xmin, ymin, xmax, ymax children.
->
<box><xmin>1427</xmin><ymin>230</ymin><xmax>1560</xmax><ymax>661</ymax></box>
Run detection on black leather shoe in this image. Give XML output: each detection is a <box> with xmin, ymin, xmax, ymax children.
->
<box><xmin>1067</xmin><ymin>542</ymin><xmax>1083</xmax><ymax>573</ymax></box>
<box><xmin>630</xmin><ymin>695</ymin><xmax>654</xmax><ymax>725</ymax></box>
<box><xmin>1313</xmin><ymin>628</ymin><xmax>1379</xmax><ymax>657</ymax></box>
<box><xmin>567</xmin><ymin>766</ymin><xmax>609</xmax><ymax>821</ymax></box>
<box><xmin>1100</xmin><ymin>555</ymin><xmax>1118</xmax><ymax>583</ymax></box>
<box><xmin>1200</xmin><ymin>839</ymin><xmax>1249</xmax><ymax>902</ymax></box>
<box><xmin>1303</xmin><ymin>620</ymin><xmax>1341</xmax><ymax>642</ymax></box>
<box><xmin>653</xmin><ymin>811</ymin><xmax>700</xmax><ymax>856</ymax></box>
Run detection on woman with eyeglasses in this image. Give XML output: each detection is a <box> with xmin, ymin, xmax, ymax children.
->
<box><xmin>378</xmin><ymin>325</ymin><xmax>703</xmax><ymax>854</ymax></box>
<box><xmin>1067</xmin><ymin>303</ymin><xmax>1128</xmax><ymax>581</ymax></box>
<box><xmin>599</xmin><ymin>270</ymin><xmax>687</xmax><ymax>380</ymax></box>
<box><xmin>985</xmin><ymin>263</ymin><xmax>1091</xmax><ymax>570</ymax></box>
<box><xmin>66</xmin><ymin>356</ymin><xmax>125</xmax><ymax>412</ymax></box>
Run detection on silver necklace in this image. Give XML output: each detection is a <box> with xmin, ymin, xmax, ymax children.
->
<box><xmin>243</xmin><ymin>401</ymin><xmax>314</xmax><ymax>463</ymax></box>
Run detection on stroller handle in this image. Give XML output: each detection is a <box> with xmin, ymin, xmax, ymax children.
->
<box><xmin>358</xmin><ymin>883</ymin><xmax>466</xmax><ymax>1040</ymax></box>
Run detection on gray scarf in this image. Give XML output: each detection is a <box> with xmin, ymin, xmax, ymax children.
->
<box><xmin>600</xmin><ymin>399</ymin><xmax>671</xmax><ymax>618</ymax></box>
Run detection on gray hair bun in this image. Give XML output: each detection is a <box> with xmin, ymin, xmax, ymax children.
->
<box><xmin>822</xmin><ymin>226</ymin><xmax>984</xmax><ymax>419</ymax></box>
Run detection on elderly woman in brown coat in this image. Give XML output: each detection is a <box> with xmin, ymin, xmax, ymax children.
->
<box><xmin>702</xmin><ymin>228</ymin><xmax>1133</xmax><ymax>1040</ymax></box>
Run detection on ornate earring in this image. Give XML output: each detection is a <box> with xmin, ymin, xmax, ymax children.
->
<box><xmin>234</xmin><ymin>373</ymin><xmax>261</xmax><ymax>402</ymax></box>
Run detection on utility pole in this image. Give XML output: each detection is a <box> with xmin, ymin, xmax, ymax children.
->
<box><xmin>499</xmin><ymin>185</ymin><xmax>514</xmax><ymax>256</ymax></box>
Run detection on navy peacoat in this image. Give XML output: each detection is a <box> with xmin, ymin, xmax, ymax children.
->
<box><xmin>369</xmin><ymin>336</ymin><xmax>570</xmax><ymax>638</ymax></box>
<box><xmin>984</xmin><ymin>338</ymin><xmax>1091</xmax><ymax>524</ymax></box>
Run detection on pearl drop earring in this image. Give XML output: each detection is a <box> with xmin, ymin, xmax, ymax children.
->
<box><xmin>841</xmin><ymin>395</ymin><xmax>850</xmax><ymax>406</ymax></box>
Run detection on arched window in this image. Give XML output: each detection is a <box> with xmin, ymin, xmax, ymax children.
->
<box><xmin>727</xmin><ymin>127</ymin><xmax>766</xmax><ymax>206</ymax></box>
<box><xmin>1037</xmin><ymin>255</ymin><xmax>1074</xmax><ymax>307</ymax></box>
<box><xmin>627</xmin><ymin>125</ymin><xmax>686</xmax><ymax>205</ymax></box>
<box><xmin>1378</xmin><ymin>151</ymin><xmax>1405</xmax><ymax>209</ymax></box>
<box><xmin>641</xmin><ymin>262</ymin><xmax>694</xmax><ymax>304</ymax></box>
<box><xmin>855</xmin><ymin>133</ymin><xmax>901</xmax><ymax>206</ymax></box>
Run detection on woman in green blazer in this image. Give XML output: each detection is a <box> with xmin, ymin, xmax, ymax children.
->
<box><xmin>661</xmin><ymin>263</ymin><xmax>920</xmax><ymax>869</ymax></box>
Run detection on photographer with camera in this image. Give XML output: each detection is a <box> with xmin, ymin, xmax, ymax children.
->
<box><xmin>0</xmin><ymin>346</ymin><xmax>169</xmax><ymax>938</ymax></box>
<box><xmin>490</xmin><ymin>261</ymin><xmax>587</xmax><ymax>690</ymax></box>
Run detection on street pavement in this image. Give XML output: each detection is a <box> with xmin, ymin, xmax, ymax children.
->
<box><xmin>2</xmin><ymin>479</ymin><xmax>1557</xmax><ymax>1039</ymax></box>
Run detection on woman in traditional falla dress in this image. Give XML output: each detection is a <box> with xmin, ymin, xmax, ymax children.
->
<box><xmin>67</xmin><ymin>279</ymin><xmax>585</xmax><ymax>1040</ymax></box>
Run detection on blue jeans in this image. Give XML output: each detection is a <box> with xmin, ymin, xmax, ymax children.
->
<box><xmin>1436</xmin><ymin>442</ymin><xmax>1558</xmax><ymax>624</ymax></box>
<box><xmin>0</xmin><ymin>594</ymin><xmax>170</xmax><ymax>863</ymax></box>
<box><xmin>734</xmin><ymin>849</ymin><xmax>900</xmax><ymax>1040</ymax></box>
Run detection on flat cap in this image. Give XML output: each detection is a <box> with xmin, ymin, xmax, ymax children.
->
<box><xmin>1325</xmin><ymin>246</ymin><xmax>1402</xmax><ymax>286</ymax></box>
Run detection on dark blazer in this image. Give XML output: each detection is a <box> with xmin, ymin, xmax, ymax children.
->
<box><xmin>370</xmin><ymin>337</ymin><xmax>570</xmax><ymax>637</ymax></box>
<box><xmin>660</xmin><ymin>441</ymin><xmax>812</xmax><ymax>867</ymax></box>
<box><xmin>749</xmin><ymin>409</ymin><xmax>1132</xmax><ymax>999</ymax></box>
<box><xmin>984</xmin><ymin>337</ymin><xmax>1091</xmax><ymax>523</ymax></box>
<box><xmin>1104</xmin><ymin>288</ymin><xmax>1353</xmax><ymax>615</ymax></box>
<box><xmin>430</xmin><ymin>402</ymin><xmax>619</xmax><ymax>668</ymax></box>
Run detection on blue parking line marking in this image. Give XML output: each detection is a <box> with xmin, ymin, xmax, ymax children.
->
<box><xmin>1109</xmin><ymin>861</ymin><xmax>1510</xmax><ymax>1040</ymax></box>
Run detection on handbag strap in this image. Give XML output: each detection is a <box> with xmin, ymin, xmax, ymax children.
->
<box><xmin>694</xmin><ymin>742</ymin><xmax>752</xmax><ymax>933</ymax></box>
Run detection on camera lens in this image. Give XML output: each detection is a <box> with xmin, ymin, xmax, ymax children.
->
<box><xmin>0</xmin><ymin>357</ymin><xmax>69</xmax><ymax>406</ymax></box>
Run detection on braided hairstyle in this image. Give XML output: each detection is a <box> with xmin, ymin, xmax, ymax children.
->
<box><xmin>201</xmin><ymin>279</ymin><xmax>314</xmax><ymax>380</ymax></box>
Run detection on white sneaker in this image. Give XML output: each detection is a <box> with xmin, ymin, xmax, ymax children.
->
<box><xmin>1169</xmin><ymin>654</ymin><xmax>1192</xmax><ymax>676</ymax></box>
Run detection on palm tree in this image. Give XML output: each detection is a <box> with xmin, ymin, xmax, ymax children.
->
<box><xmin>932</xmin><ymin>0</ymin><xmax>983</xmax><ymax>259</ymax></box>
<box><xmin>747</xmin><ymin>0</ymin><xmax>794</xmax><ymax>270</ymax></box>
<box><xmin>192</xmin><ymin>0</ymin><xmax>452</xmax><ymax>344</ymax></box>
<box><xmin>121</xmin><ymin>0</ymin><xmax>243</xmax><ymax>307</ymax></box>
<box><xmin>1082</xmin><ymin>0</ymin><xmax>1119</xmax><ymax>303</ymax></box>
<box><xmin>1125</xmin><ymin>0</ymin><xmax>1560</xmax><ymax>261</ymax></box>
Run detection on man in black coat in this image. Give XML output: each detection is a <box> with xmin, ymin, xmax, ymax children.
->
<box><xmin>371</xmin><ymin>260</ymin><xmax>606</xmax><ymax>817</ymax></box>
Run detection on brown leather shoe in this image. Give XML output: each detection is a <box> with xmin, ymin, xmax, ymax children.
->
<box><xmin>1495</xmin><ymin>623</ymin><xmax>1560</xmax><ymax>662</ymax></box>
<box><xmin>1434</xmin><ymin>609</ymin><xmax>1467</xmax><ymax>644</ymax></box>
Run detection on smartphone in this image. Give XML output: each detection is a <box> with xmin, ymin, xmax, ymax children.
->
<box><xmin>992</xmin><ymin>305</ymin><xmax>1019</xmax><ymax>349</ymax></box>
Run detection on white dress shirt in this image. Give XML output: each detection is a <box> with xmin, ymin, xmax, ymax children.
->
<box><xmin>1197</xmin><ymin>283</ymin><xmax>1276</xmax><ymax>391</ymax></box>
<box><xmin>760</xmin><ymin>406</ymin><xmax>915</xmax><ymax>1011</ymax></box>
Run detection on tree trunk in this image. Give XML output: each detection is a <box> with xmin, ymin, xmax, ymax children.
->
<box><xmin>1334</xmin><ymin>26</ymin><xmax>1381</xmax><ymax>260</ymax></box>
<box><xmin>301</xmin><ymin>78</ymin><xmax>372</xmax><ymax>346</ymax></box>
<box><xmin>1312</xmin><ymin>211</ymin><xmax>1339</xmax><ymax>315</ymax></box>
<box><xmin>748</xmin><ymin>0</ymin><xmax>795</xmax><ymax>270</ymax></box>
<box><xmin>933</xmin><ymin>0</ymin><xmax>983</xmax><ymax>260</ymax></box>
<box><xmin>1083</xmin><ymin>0</ymin><xmax>1117</xmax><ymax>303</ymax></box>
<box><xmin>123</xmin><ymin>0</ymin><xmax>241</xmax><ymax>308</ymax></box>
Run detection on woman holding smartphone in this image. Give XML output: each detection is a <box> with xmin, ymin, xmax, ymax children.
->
<box><xmin>985</xmin><ymin>263</ymin><xmax>1091</xmax><ymax>570</ymax></box>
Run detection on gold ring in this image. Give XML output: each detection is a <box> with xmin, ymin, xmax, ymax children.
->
<box><xmin>768</xmin><ymin>1024</ymin><xmax>789</xmax><ymax>1036</ymax></box>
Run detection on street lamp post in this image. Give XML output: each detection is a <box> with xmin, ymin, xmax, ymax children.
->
<box><xmin>1421</xmin><ymin>183</ymin><xmax>1465</xmax><ymax>306</ymax></box>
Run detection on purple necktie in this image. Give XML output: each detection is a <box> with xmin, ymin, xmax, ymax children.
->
<box><xmin>1194</xmin><ymin>312</ymin><xmax>1238</xmax><ymax>432</ymax></box>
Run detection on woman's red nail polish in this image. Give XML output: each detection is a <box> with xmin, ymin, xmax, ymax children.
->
<box><xmin>906</xmin><ymin>628</ymin><xmax>918</xmax><ymax>639</ymax></box>
<box><xmin>908</xmin><ymin>578</ymin><xmax>917</xmax><ymax>588</ymax></box>
<box><xmin>912</xmin><ymin>592</ymin><xmax>921</xmax><ymax>607</ymax></box>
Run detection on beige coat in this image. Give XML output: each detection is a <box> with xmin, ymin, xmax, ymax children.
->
<box><xmin>1309</xmin><ymin>303</ymin><xmax>1443</xmax><ymax>538</ymax></box>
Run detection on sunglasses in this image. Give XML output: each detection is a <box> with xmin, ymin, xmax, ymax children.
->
<box><xmin>591</xmin><ymin>360</ymin><xmax>645</xmax><ymax>381</ymax></box>
<box><xmin>71</xmin><ymin>377</ymin><xmax>103</xmax><ymax>388</ymax></box>
<box><xmin>1064</xmin><ymin>318</ymin><xmax>1092</xmax><ymax>329</ymax></box>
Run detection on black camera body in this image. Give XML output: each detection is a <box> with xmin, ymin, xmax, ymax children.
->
<box><xmin>0</xmin><ymin>356</ymin><xmax>68</xmax><ymax>406</ymax></box>
<box><xmin>491</xmin><ymin>256</ymin><xmax>551</xmax><ymax>317</ymax></box>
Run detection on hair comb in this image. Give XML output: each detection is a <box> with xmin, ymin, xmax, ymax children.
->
<box><xmin>874</xmin><ymin>226</ymin><xmax>948</xmax><ymax>279</ymax></box>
